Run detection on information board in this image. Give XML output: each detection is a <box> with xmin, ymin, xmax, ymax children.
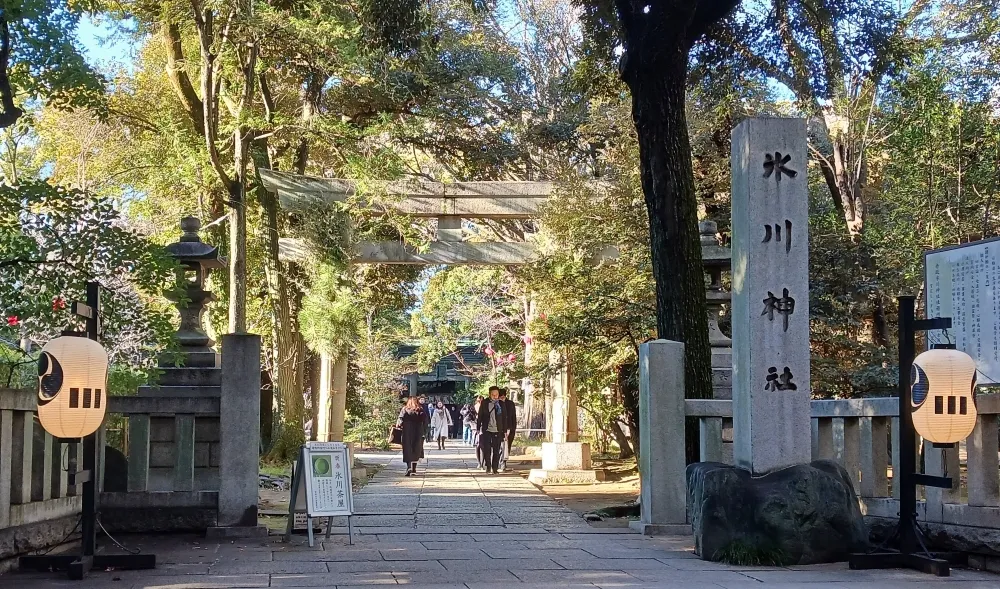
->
<box><xmin>925</xmin><ymin>237</ymin><xmax>1000</xmax><ymax>383</ymax></box>
<box><xmin>302</xmin><ymin>441</ymin><xmax>354</xmax><ymax>517</ymax></box>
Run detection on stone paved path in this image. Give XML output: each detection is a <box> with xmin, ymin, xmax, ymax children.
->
<box><xmin>7</xmin><ymin>444</ymin><xmax>1000</xmax><ymax>588</ymax></box>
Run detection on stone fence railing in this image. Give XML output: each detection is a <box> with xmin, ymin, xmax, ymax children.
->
<box><xmin>0</xmin><ymin>388</ymin><xmax>84</xmax><ymax>571</ymax></box>
<box><xmin>0</xmin><ymin>335</ymin><xmax>261</xmax><ymax>567</ymax></box>
<box><xmin>643</xmin><ymin>343</ymin><xmax>1000</xmax><ymax>554</ymax></box>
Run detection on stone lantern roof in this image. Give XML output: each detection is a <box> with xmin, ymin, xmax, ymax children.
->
<box><xmin>165</xmin><ymin>217</ymin><xmax>226</xmax><ymax>268</ymax></box>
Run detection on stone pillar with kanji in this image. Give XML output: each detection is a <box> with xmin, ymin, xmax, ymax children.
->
<box><xmin>731</xmin><ymin>117</ymin><xmax>811</xmax><ymax>475</ymax></box>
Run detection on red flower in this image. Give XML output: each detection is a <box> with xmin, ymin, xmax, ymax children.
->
<box><xmin>6</xmin><ymin>316</ymin><xmax>18</xmax><ymax>326</ymax></box>
<box><xmin>52</xmin><ymin>296</ymin><xmax>66</xmax><ymax>311</ymax></box>
<box><xmin>538</xmin><ymin>312</ymin><xmax>547</xmax><ymax>321</ymax></box>
<box><xmin>485</xmin><ymin>346</ymin><xmax>494</xmax><ymax>357</ymax></box>
<box><xmin>507</xmin><ymin>353</ymin><xmax>516</xmax><ymax>363</ymax></box>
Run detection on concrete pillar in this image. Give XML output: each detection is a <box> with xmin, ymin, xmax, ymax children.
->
<box><xmin>630</xmin><ymin>340</ymin><xmax>688</xmax><ymax>535</ymax></box>
<box><xmin>210</xmin><ymin>334</ymin><xmax>265</xmax><ymax>537</ymax></box>
<box><xmin>329</xmin><ymin>354</ymin><xmax>348</xmax><ymax>441</ymax></box>
<box><xmin>529</xmin><ymin>349</ymin><xmax>598</xmax><ymax>484</ymax></box>
<box><xmin>731</xmin><ymin>117</ymin><xmax>811</xmax><ymax>475</ymax></box>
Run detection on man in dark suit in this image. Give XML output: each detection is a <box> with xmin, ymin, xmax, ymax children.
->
<box><xmin>477</xmin><ymin>386</ymin><xmax>504</xmax><ymax>474</ymax></box>
<box><xmin>498</xmin><ymin>389</ymin><xmax>517</xmax><ymax>472</ymax></box>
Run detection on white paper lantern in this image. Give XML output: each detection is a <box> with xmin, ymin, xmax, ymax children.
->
<box><xmin>911</xmin><ymin>348</ymin><xmax>978</xmax><ymax>444</ymax></box>
<box><xmin>37</xmin><ymin>336</ymin><xmax>109</xmax><ymax>438</ymax></box>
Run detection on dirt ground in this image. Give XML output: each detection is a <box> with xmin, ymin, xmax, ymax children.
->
<box><xmin>508</xmin><ymin>453</ymin><xmax>640</xmax><ymax>528</ymax></box>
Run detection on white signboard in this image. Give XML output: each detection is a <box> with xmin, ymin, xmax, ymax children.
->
<box><xmin>925</xmin><ymin>237</ymin><xmax>1000</xmax><ymax>383</ymax></box>
<box><xmin>303</xmin><ymin>441</ymin><xmax>354</xmax><ymax>517</ymax></box>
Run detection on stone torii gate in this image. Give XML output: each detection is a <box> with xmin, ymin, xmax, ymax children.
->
<box><xmin>260</xmin><ymin>169</ymin><xmax>599</xmax><ymax>481</ymax></box>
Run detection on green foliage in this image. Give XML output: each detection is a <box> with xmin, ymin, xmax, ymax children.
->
<box><xmin>0</xmin><ymin>180</ymin><xmax>178</xmax><ymax>366</ymax></box>
<box><xmin>713</xmin><ymin>540</ymin><xmax>787</xmax><ymax>567</ymax></box>
<box><xmin>2</xmin><ymin>0</ymin><xmax>106</xmax><ymax>125</ymax></box>
<box><xmin>344</xmin><ymin>325</ymin><xmax>411</xmax><ymax>449</ymax></box>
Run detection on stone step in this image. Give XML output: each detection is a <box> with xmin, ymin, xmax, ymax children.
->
<box><xmin>138</xmin><ymin>385</ymin><xmax>221</xmax><ymax>397</ymax></box>
<box><xmin>158</xmin><ymin>367</ymin><xmax>222</xmax><ymax>386</ymax></box>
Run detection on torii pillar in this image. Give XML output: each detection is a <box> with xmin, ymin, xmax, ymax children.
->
<box><xmin>529</xmin><ymin>349</ymin><xmax>603</xmax><ymax>484</ymax></box>
<box><xmin>317</xmin><ymin>352</ymin><xmax>348</xmax><ymax>442</ymax></box>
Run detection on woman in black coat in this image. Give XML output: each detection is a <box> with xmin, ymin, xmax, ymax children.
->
<box><xmin>397</xmin><ymin>396</ymin><xmax>427</xmax><ymax>476</ymax></box>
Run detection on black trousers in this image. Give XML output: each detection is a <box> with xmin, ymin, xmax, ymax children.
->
<box><xmin>480</xmin><ymin>431</ymin><xmax>502</xmax><ymax>472</ymax></box>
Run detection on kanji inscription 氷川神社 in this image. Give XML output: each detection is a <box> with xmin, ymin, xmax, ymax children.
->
<box><xmin>731</xmin><ymin>118</ymin><xmax>812</xmax><ymax>475</ymax></box>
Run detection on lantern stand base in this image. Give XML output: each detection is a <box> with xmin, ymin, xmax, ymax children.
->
<box><xmin>848</xmin><ymin>520</ymin><xmax>966</xmax><ymax>577</ymax></box>
<box><xmin>19</xmin><ymin>553</ymin><xmax>157</xmax><ymax>581</ymax></box>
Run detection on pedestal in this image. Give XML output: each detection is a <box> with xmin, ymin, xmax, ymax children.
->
<box><xmin>527</xmin><ymin>442</ymin><xmax>603</xmax><ymax>484</ymax></box>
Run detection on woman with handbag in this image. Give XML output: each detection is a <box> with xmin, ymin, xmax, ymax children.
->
<box><xmin>430</xmin><ymin>401</ymin><xmax>453</xmax><ymax>450</ymax></box>
<box><xmin>396</xmin><ymin>396</ymin><xmax>427</xmax><ymax>476</ymax></box>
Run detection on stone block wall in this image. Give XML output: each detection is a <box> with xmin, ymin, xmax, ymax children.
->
<box><xmin>146</xmin><ymin>416</ymin><xmax>220</xmax><ymax>492</ymax></box>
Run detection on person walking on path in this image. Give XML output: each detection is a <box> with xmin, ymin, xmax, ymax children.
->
<box><xmin>498</xmin><ymin>389</ymin><xmax>517</xmax><ymax>472</ymax></box>
<box><xmin>431</xmin><ymin>401</ymin><xmax>453</xmax><ymax>450</ymax></box>
<box><xmin>419</xmin><ymin>395</ymin><xmax>433</xmax><ymax>442</ymax></box>
<box><xmin>461</xmin><ymin>403</ymin><xmax>476</xmax><ymax>445</ymax></box>
<box><xmin>397</xmin><ymin>397</ymin><xmax>427</xmax><ymax>476</ymax></box>
<box><xmin>477</xmin><ymin>386</ymin><xmax>505</xmax><ymax>474</ymax></box>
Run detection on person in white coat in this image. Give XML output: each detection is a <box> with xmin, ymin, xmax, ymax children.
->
<box><xmin>430</xmin><ymin>401</ymin><xmax>453</xmax><ymax>450</ymax></box>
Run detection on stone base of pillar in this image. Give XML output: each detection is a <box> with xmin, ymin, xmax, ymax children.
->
<box><xmin>527</xmin><ymin>469</ymin><xmax>604</xmax><ymax>484</ymax></box>
<box><xmin>205</xmin><ymin>525</ymin><xmax>269</xmax><ymax>538</ymax></box>
<box><xmin>629</xmin><ymin>521</ymin><xmax>692</xmax><ymax>536</ymax></box>
<box><xmin>527</xmin><ymin>442</ymin><xmax>603</xmax><ymax>484</ymax></box>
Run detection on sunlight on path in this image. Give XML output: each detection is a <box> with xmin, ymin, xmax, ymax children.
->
<box><xmin>8</xmin><ymin>443</ymin><xmax>999</xmax><ymax>588</ymax></box>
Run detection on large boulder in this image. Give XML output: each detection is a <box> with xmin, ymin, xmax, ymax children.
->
<box><xmin>687</xmin><ymin>460</ymin><xmax>867</xmax><ymax>565</ymax></box>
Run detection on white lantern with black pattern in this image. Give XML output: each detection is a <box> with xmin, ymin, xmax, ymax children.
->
<box><xmin>37</xmin><ymin>336</ymin><xmax>109</xmax><ymax>438</ymax></box>
<box><xmin>910</xmin><ymin>347</ymin><xmax>978</xmax><ymax>444</ymax></box>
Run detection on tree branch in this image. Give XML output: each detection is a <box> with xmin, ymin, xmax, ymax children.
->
<box><xmin>0</xmin><ymin>12</ymin><xmax>23</xmax><ymax>129</ymax></box>
<box><xmin>162</xmin><ymin>22</ymin><xmax>205</xmax><ymax>135</ymax></box>
<box><xmin>690</xmin><ymin>0</ymin><xmax>740</xmax><ymax>39</ymax></box>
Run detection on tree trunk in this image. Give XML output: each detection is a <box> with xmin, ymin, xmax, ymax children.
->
<box><xmin>817</xmin><ymin>128</ymin><xmax>889</xmax><ymax>348</ymax></box>
<box><xmin>255</xmin><ymin>150</ymin><xmax>305</xmax><ymax>461</ymax></box>
<box><xmin>623</xmin><ymin>46</ymin><xmax>713</xmax><ymax>465</ymax></box>
<box><xmin>229</xmin><ymin>128</ymin><xmax>248</xmax><ymax>334</ymax></box>
<box><xmin>616</xmin><ymin>361</ymin><xmax>640</xmax><ymax>458</ymax></box>
<box><xmin>610</xmin><ymin>418</ymin><xmax>634</xmax><ymax>459</ymax></box>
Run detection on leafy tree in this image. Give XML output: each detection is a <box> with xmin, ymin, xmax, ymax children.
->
<box><xmin>572</xmin><ymin>1</ymin><xmax>740</xmax><ymax>460</ymax></box>
<box><xmin>0</xmin><ymin>180</ymin><xmax>177</xmax><ymax>367</ymax></box>
<box><xmin>0</xmin><ymin>0</ymin><xmax>104</xmax><ymax>128</ymax></box>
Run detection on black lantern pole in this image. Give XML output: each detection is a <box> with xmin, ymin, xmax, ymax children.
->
<box><xmin>19</xmin><ymin>281</ymin><xmax>156</xmax><ymax>580</ymax></box>
<box><xmin>848</xmin><ymin>295</ymin><xmax>965</xmax><ymax>576</ymax></box>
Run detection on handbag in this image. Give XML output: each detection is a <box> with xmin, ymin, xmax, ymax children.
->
<box><xmin>388</xmin><ymin>425</ymin><xmax>403</xmax><ymax>445</ymax></box>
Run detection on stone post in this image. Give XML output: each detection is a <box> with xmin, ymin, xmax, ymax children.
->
<box><xmin>210</xmin><ymin>334</ymin><xmax>266</xmax><ymax>537</ymax></box>
<box><xmin>528</xmin><ymin>349</ymin><xmax>600</xmax><ymax>484</ymax></box>
<box><xmin>731</xmin><ymin>117</ymin><xmax>811</xmax><ymax>475</ymax></box>
<box><xmin>407</xmin><ymin>374</ymin><xmax>418</xmax><ymax>396</ymax></box>
<box><xmin>630</xmin><ymin>340</ymin><xmax>688</xmax><ymax>535</ymax></box>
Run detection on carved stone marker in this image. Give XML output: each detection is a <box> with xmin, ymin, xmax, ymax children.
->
<box><xmin>731</xmin><ymin>118</ymin><xmax>811</xmax><ymax>475</ymax></box>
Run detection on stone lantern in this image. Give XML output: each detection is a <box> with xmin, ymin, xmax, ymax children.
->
<box><xmin>700</xmin><ymin>220</ymin><xmax>733</xmax><ymax>399</ymax></box>
<box><xmin>164</xmin><ymin>217</ymin><xmax>225</xmax><ymax>368</ymax></box>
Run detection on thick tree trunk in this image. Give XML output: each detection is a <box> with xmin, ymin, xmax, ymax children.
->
<box><xmin>624</xmin><ymin>49</ymin><xmax>713</xmax><ymax>464</ymax></box>
<box><xmin>610</xmin><ymin>418</ymin><xmax>634</xmax><ymax>459</ymax></box>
